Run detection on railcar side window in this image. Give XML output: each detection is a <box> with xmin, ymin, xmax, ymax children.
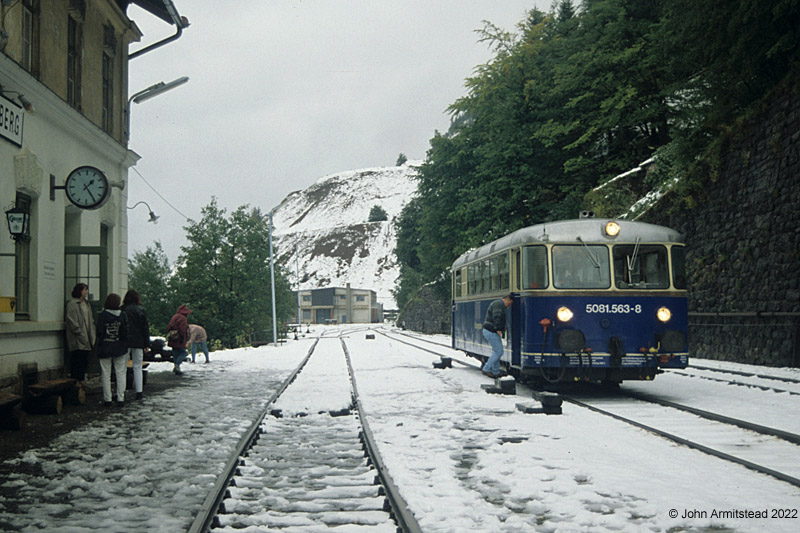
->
<box><xmin>480</xmin><ymin>260</ymin><xmax>491</xmax><ymax>293</ymax></box>
<box><xmin>553</xmin><ymin>245</ymin><xmax>611</xmax><ymax>289</ymax></box>
<box><xmin>454</xmin><ymin>269</ymin><xmax>462</xmax><ymax>298</ymax></box>
<box><xmin>492</xmin><ymin>254</ymin><xmax>510</xmax><ymax>291</ymax></box>
<box><xmin>613</xmin><ymin>244</ymin><xmax>669</xmax><ymax>289</ymax></box>
<box><xmin>522</xmin><ymin>246</ymin><xmax>548</xmax><ymax>289</ymax></box>
<box><xmin>671</xmin><ymin>245</ymin><xmax>687</xmax><ymax>289</ymax></box>
<box><xmin>467</xmin><ymin>264</ymin><xmax>477</xmax><ymax>295</ymax></box>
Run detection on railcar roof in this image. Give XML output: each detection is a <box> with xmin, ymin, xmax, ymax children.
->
<box><xmin>452</xmin><ymin>218</ymin><xmax>683</xmax><ymax>268</ymax></box>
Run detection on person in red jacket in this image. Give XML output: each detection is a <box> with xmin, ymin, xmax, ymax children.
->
<box><xmin>166</xmin><ymin>305</ymin><xmax>191</xmax><ymax>375</ymax></box>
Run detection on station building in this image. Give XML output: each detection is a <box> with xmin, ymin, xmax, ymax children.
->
<box><xmin>296</xmin><ymin>285</ymin><xmax>383</xmax><ymax>324</ymax></box>
<box><xmin>0</xmin><ymin>1</ymin><xmax>186</xmax><ymax>394</ymax></box>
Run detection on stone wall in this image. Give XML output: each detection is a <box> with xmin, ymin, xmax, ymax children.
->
<box><xmin>643</xmin><ymin>67</ymin><xmax>800</xmax><ymax>367</ymax></box>
<box><xmin>397</xmin><ymin>283</ymin><xmax>451</xmax><ymax>335</ymax></box>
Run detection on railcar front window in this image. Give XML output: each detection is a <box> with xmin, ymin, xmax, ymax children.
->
<box><xmin>613</xmin><ymin>244</ymin><xmax>669</xmax><ymax>289</ymax></box>
<box><xmin>671</xmin><ymin>245</ymin><xmax>687</xmax><ymax>289</ymax></box>
<box><xmin>454</xmin><ymin>269</ymin><xmax>462</xmax><ymax>298</ymax></box>
<box><xmin>522</xmin><ymin>246</ymin><xmax>548</xmax><ymax>289</ymax></box>
<box><xmin>552</xmin><ymin>245</ymin><xmax>610</xmax><ymax>289</ymax></box>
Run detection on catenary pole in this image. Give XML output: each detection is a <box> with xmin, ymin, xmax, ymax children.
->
<box><xmin>268</xmin><ymin>210</ymin><xmax>277</xmax><ymax>347</ymax></box>
<box><xmin>295</xmin><ymin>236</ymin><xmax>301</xmax><ymax>327</ymax></box>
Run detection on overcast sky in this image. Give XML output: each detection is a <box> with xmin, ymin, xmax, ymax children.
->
<box><xmin>126</xmin><ymin>1</ymin><xmax>548</xmax><ymax>262</ymax></box>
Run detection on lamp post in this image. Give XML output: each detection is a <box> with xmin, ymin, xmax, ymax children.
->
<box><xmin>125</xmin><ymin>76</ymin><xmax>189</xmax><ymax>141</ymax></box>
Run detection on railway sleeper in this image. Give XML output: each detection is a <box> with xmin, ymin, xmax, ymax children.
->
<box><xmin>220</xmin><ymin>495</ymin><xmax>386</xmax><ymax>514</ymax></box>
<box><xmin>215</xmin><ymin>509</ymin><xmax>394</xmax><ymax>529</ymax></box>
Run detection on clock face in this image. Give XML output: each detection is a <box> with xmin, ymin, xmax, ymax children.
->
<box><xmin>65</xmin><ymin>166</ymin><xmax>110</xmax><ymax>210</ymax></box>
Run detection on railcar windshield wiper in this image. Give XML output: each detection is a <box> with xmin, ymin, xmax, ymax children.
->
<box><xmin>626</xmin><ymin>237</ymin><xmax>642</xmax><ymax>285</ymax></box>
<box><xmin>576</xmin><ymin>237</ymin><xmax>601</xmax><ymax>274</ymax></box>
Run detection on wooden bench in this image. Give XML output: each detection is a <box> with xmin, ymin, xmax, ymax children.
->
<box><xmin>0</xmin><ymin>391</ymin><xmax>25</xmax><ymax>430</ymax></box>
<box><xmin>24</xmin><ymin>378</ymin><xmax>85</xmax><ymax>414</ymax></box>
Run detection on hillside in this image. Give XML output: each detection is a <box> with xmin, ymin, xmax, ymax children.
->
<box><xmin>271</xmin><ymin>162</ymin><xmax>420</xmax><ymax>310</ymax></box>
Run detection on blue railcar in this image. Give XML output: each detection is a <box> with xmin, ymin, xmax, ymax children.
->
<box><xmin>451</xmin><ymin>217</ymin><xmax>688</xmax><ymax>386</ymax></box>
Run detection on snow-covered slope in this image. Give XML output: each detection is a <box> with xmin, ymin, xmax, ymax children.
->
<box><xmin>271</xmin><ymin>162</ymin><xmax>420</xmax><ymax>309</ymax></box>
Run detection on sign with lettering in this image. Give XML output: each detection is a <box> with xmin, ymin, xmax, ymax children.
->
<box><xmin>43</xmin><ymin>261</ymin><xmax>56</xmax><ymax>281</ymax></box>
<box><xmin>0</xmin><ymin>94</ymin><xmax>24</xmax><ymax>147</ymax></box>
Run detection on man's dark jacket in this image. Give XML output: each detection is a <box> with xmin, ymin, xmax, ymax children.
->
<box><xmin>482</xmin><ymin>299</ymin><xmax>507</xmax><ymax>333</ymax></box>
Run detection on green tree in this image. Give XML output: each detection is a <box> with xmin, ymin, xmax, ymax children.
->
<box><xmin>396</xmin><ymin>153</ymin><xmax>408</xmax><ymax>166</ymax></box>
<box><xmin>172</xmin><ymin>198</ymin><xmax>294</xmax><ymax>347</ymax></box>
<box><xmin>128</xmin><ymin>241</ymin><xmax>175</xmax><ymax>335</ymax></box>
<box><xmin>394</xmin><ymin>0</ymin><xmax>800</xmax><ymax>307</ymax></box>
<box><xmin>368</xmin><ymin>205</ymin><xmax>388</xmax><ymax>222</ymax></box>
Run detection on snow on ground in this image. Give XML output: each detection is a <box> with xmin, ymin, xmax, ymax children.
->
<box><xmin>1</xmin><ymin>325</ymin><xmax>798</xmax><ymax>532</ymax></box>
<box><xmin>345</xmin><ymin>329</ymin><xmax>800</xmax><ymax>532</ymax></box>
<box><xmin>0</xmin><ymin>343</ymin><xmax>309</xmax><ymax>532</ymax></box>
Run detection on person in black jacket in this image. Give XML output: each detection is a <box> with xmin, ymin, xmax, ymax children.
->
<box><xmin>96</xmin><ymin>293</ymin><xmax>128</xmax><ymax>407</ymax></box>
<box><xmin>481</xmin><ymin>294</ymin><xmax>513</xmax><ymax>378</ymax></box>
<box><xmin>121</xmin><ymin>289</ymin><xmax>150</xmax><ymax>401</ymax></box>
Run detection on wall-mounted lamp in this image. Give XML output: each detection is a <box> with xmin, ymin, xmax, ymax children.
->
<box><xmin>127</xmin><ymin>201</ymin><xmax>159</xmax><ymax>224</ymax></box>
<box><xmin>0</xmin><ymin>84</ymin><xmax>35</xmax><ymax>114</ymax></box>
<box><xmin>5</xmin><ymin>205</ymin><xmax>30</xmax><ymax>241</ymax></box>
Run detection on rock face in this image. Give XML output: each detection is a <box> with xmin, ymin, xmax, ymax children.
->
<box><xmin>271</xmin><ymin>163</ymin><xmax>420</xmax><ymax>310</ymax></box>
<box><xmin>642</xmin><ymin>67</ymin><xmax>800</xmax><ymax>367</ymax></box>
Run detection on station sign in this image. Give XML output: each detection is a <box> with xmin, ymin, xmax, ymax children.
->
<box><xmin>0</xmin><ymin>94</ymin><xmax>24</xmax><ymax>147</ymax></box>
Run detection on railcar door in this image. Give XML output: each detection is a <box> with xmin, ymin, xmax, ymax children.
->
<box><xmin>510</xmin><ymin>294</ymin><xmax>521</xmax><ymax>368</ymax></box>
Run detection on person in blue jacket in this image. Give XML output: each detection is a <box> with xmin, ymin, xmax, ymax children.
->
<box><xmin>96</xmin><ymin>293</ymin><xmax>128</xmax><ymax>407</ymax></box>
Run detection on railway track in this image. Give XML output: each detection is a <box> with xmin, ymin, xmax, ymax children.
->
<box><xmin>380</xmin><ymin>327</ymin><xmax>800</xmax><ymax>489</ymax></box>
<box><xmin>669</xmin><ymin>367</ymin><xmax>800</xmax><ymax>396</ymax></box>
<box><xmin>688</xmin><ymin>363</ymin><xmax>800</xmax><ymax>385</ymax></box>
<box><xmin>188</xmin><ymin>332</ymin><xmax>421</xmax><ymax>532</ymax></box>
<box><xmin>561</xmin><ymin>392</ymin><xmax>800</xmax><ymax>488</ymax></box>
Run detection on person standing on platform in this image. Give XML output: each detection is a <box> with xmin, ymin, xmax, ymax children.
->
<box><xmin>96</xmin><ymin>293</ymin><xmax>128</xmax><ymax>407</ymax></box>
<box><xmin>481</xmin><ymin>294</ymin><xmax>513</xmax><ymax>378</ymax></box>
<box><xmin>65</xmin><ymin>283</ymin><xmax>96</xmax><ymax>383</ymax></box>
<box><xmin>167</xmin><ymin>305</ymin><xmax>191</xmax><ymax>375</ymax></box>
<box><xmin>121</xmin><ymin>289</ymin><xmax>150</xmax><ymax>401</ymax></box>
<box><xmin>188</xmin><ymin>324</ymin><xmax>210</xmax><ymax>363</ymax></box>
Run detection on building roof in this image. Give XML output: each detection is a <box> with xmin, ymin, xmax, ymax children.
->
<box><xmin>130</xmin><ymin>0</ymin><xmax>181</xmax><ymax>25</ymax></box>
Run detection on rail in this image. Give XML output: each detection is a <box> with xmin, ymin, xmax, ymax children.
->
<box><xmin>341</xmin><ymin>336</ymin><xmax>423</xmax><ymax>533</ymax></box>
<box><xmin>186</xmin><ymin>338</ymin><xmax>318</xmax><ymax>533</ymax></box>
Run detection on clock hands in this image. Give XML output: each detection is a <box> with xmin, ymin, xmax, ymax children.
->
<box><xmin>83</xmin><ymin>179</ymin><xmax>97</xmax><ymax>202</ymax></box>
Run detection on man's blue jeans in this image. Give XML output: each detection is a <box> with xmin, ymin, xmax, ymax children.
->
<box><xmin>482</xmin><ymin>329</ymin><xmax>504</xmax><ymax>375</ymax></box>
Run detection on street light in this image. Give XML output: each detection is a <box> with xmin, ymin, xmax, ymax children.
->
<box><xmin>125</xmin><ymin>76</ymin><xmax>189</xmax><ymax>141</ymax></box>
<box><xmin>127</xmin><ymin>201</ymin><xmax>159</xmax><ymax>223</ymax></box>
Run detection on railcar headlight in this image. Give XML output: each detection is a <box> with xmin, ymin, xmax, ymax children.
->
<box><xmin>557</xmin><ymin>306</ymin><xmax>574</xmax><ymax>322</ymax></box>
<box><xmin>656</xmin><ymin>307</ymin><xmax>672</xmax><ymax>323</ymax></box>
<box><xmin>604</xmin><ymin>221</ymin><xmax>621</xmax><ymax>237</ymax></box>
